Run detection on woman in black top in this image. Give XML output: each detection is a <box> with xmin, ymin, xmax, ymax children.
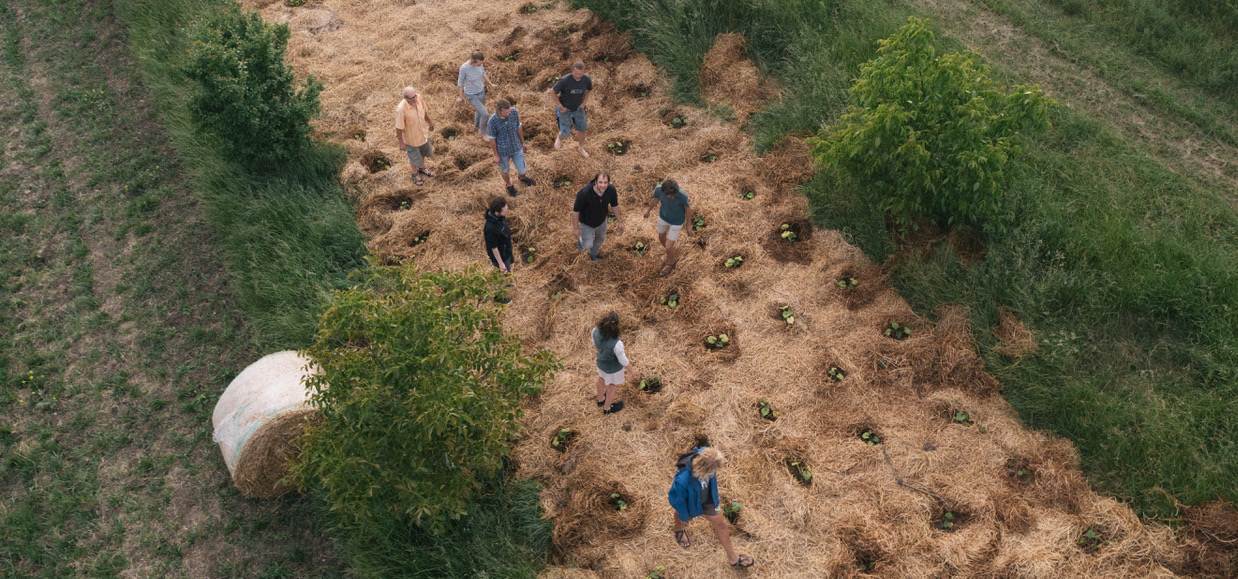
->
<box><xmin>484</xmin><ymin>197</ymin><xmax>514</xmax><ymax>273</ymax></box>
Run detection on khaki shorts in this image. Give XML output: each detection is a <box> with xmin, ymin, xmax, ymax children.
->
<box><xmin>656</xmin><ymin>217</ymin><xmax>683</xmax><ymax>241</ymax></box>
<box><xmin>598</xmin><ymin>367</ymin><xmax>625</xmax><ymax>385</ymax></box>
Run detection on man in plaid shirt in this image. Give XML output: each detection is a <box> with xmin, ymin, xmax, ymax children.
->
<box><xmin>485</xmin><ymin>99</ymin><xmax>536</xmax><ymax>197</ymax></box>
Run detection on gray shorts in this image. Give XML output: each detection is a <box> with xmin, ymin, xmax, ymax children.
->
<box><xmin>405</xmin><ymin>141</ymin><xmax>433</xmax><ymax>168</ymax></box>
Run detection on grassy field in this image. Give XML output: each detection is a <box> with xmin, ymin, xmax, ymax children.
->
<box><xmin>576</xmin><ymin>0</ymin><xmax>1237</xmax><ymax>518</ymax></box>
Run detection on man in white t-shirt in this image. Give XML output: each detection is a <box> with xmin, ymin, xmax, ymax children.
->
<box><xmin>457</xmin><ymin>51</ymin><xmax>491</xmax><ymax>135</ymax></box>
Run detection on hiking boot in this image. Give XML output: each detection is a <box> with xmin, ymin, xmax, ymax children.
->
<box><xmin>518</xmin><ymin>174</ymin><xmax>536</xmax><ymax>186</ymax></box>
<box><xmin>506</xmin><ymin>185</ymin><xmax>519</xmax><ymax>197</ymax></box>
<box><xmin>603</xmin><ymin>400</ymin><xmax>624</xmax><ymax>414</ymax></box>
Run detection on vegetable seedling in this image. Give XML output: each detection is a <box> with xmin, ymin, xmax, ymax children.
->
<box><xmin>691</xmin><ymin>214</ymin><xmax>705</xmax><ymax>232</ymax></box>
<box><xmin>1077</xmin><ymin>527</ymin><xmax>1103</xmax><ymax>551</ymax></box>
<box><xmin>704</xmin><ymin>333</ymin><xmax>731</xmax><ymax>350</ymax></box>
<box><xmin>522</xmin><ymin>247</ymin><xmax>537</xmax><ymax>264</ymax></box>
<box><xmin>638</xmin><ymin>376</ymin><xmax>663</xmax><ymax>393</ymax></box>
<box><xmin>787</xmin><ymin>459</ymin><xmax>813</xmax><ymax>485</ymax></box>
<box><xmin>606</xmin><ymin>140</ymin><xmax>630</xmax><ymax>155</ymax></box>
<box><xmin>827</xmin><ymin>365</ymin><xmax>846</xmax><ymax>382</ymax></box>
<box><xmin>779</xmin><ymin>223</ymin><xmax>799</xmax><ymax>242</ymax></box>
<box><xmin>499</xmin><ymin>50</ymin><xmax>521</xmax><ymax>62</ymax></box>
<box><xmin>859</xmin><ymin>429</ymin><xmax>881</xmax><ymax>445</ymax></box>
<box><xmin>936</xmin><ymin>511</ymin><xmax>958</xmax><ymax>531</ymax></box>
<box><xmin>779</xmin><ymin>305</ymin><xmax>796</xmax><ymax>325</ymax></box>
<box><xmin>645</xmin><ymin>567</ymin><xmax>666</xmax><ymax>579</ymax></box>
<box><xmin>609</xmin><ymin>492</ymin><xmax>629</xmax><ymax>512</ymax></box>
<box><xmin>883</xmin><ymin>321</ymin><xmax>912</xmax><ymax>340</ymax></box>
<box><xmin>700</xmin><ymin>152</ymin><xmax>718</xmax><ymax>163</ymax></box>
<box><xmin>741</xmin><ymin>190</ymin><xmax>755</xmax><ymax>200</ymax></box>
<box><xmin>632</xmin><ymin>241</ymin><xmax>647</xmax><ymax>256</ymax></box>
<box><xmin>722</xmin><ymin>500</ymin><xmax>743</xmax><ymax>524</ymax></box>
<box><xmin>952</xmin><ymin>410</ymin><xmax>973</xmax><ymax>425</ymax></box>
<box><xmin>723</xmin><ymin>255</ymin><xmax>744</xmax><ymax>269</ymax></box>
<box><xmin>411</xmin><ymin>231</ymin><xmax>430</xmax><ymax>246</ymax></box>
<box><xmin>660</xmin><ymin>291</ymin><xmax>680</xmax><ymax>309</ymax></box>
<box><xmin>836</xmin><ymin>276</ymin><xmax>859</xmax><ymax>289</ymax></box>
<box><xmin>757</xmin><ymin>400</ymin><xmax>778</xmax><ymax>421</ymax></box>
<box><xmin>553</xmin><ymin>176</ymin><xmax>572</xmax><ymax>189</ymax></box>
<box><xmin>669</xmin><ymin>115</ymin><xmax>687</xmax><ymax>128</ymax></box>
<box><xmin>550</xmin><ymin>428</ymin><xmax>575</xmax><ymax>452</ymax></box>
<box><xmin>398</xmin><ymin>199</ymin><xmax>411</xmax><ymax>210</ymax></box>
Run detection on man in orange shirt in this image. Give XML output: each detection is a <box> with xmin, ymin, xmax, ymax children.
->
<box><xmin>395</xmin><ymin>86</ymin><xmax>436</xmax><ymax>185</ymax></box>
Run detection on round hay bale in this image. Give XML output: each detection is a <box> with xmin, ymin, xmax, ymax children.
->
<box><xmin>211</xmin><ymin>350</ymin><xmax>319</xmax><ymax>498</ymax></box>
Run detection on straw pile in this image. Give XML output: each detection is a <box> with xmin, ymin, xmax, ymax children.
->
<box><xmin>211</xmin><ymin>350</ymin><xmax>318</xmax><ymax>498</ymax></box>
<box><xmin>246</xmin><ymin>0</ymin><xmax>1204</xmax><ymax>575</ymax></box>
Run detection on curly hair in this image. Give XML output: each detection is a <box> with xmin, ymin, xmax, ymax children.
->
<box><xmin>693</xmin><ymin>447</ymin><xmax>725</xmax><ymax>480</ymax></box>
<box><xmin>596</xmin><ymin>311</ymin><xmax>620</xmax><ymax>340</ymax></box>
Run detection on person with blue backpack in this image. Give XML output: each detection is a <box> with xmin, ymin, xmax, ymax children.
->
<box><xmin>666</xmin><ymin>446</ymin><xmax>755</xmax><ymax>568</ymax></box>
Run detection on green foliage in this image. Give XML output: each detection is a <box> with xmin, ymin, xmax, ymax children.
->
<box><xmin>810</xmin><ymin>18</ymin><xmax>1048</xmax><ymax>231</ymax></box>
<box><xmin>296</xmin><ymin>265</ymin><xmax>559</xmax><ymax>534</ymax></box>
<box><xmin>185</xmin><ymin>9</ymin><xmax>322</xmax><ymax>173</ymax></box>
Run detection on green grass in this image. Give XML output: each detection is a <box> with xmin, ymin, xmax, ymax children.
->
<box><xmin>578</xmin><ymin>0</ymin><xmax>1238</xmax><ymax>517</ymax></box>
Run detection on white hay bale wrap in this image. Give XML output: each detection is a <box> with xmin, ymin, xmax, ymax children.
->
<box><xmin>212</xmin><ymin>350</ymin><xmax>319</xmax><ymax>498</ymax></box>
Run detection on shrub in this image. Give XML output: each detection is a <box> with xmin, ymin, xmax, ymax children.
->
<box><xmin>294</xmin><ymin>265</ymin><xmax>559</xmax><ymax>536</ymax></box>
<box><xmin>185</xmin><ymin>9</ymin><xmax>322</xmax><ymax>173</ymax></box>
<box><xmin>810</xmin><ymin>17</ymin><xmax>1048</xmax><ymax>232</ymax></box>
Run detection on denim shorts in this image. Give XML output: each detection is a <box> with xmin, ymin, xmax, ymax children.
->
<box><xmin>497</xmin><ymin>148</ymin><xmax>527</xmax><ymax>174</ymax></box>
<box><xmin>556</xmin><ymin>107</ymin><xmax>588</xmax><ymax>136</ymax></box>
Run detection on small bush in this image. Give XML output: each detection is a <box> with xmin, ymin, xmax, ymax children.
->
<box><xmin>295</xmin><ymin>266</ymin><xmax>559</xmax><ymax>536</ymax></box>
<box><xmin>810</xmin><ymin>17</ymin><xmax>1048</xmax><ymax>232</ymax></box>
<box><xmin>185</xmin><ymin>9</ymin><xmax>323</xmax><ymax>173</ymax></box>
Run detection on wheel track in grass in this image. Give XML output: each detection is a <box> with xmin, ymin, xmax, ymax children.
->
<box><xmin>251</xmin><ymin>0</ymin><xmax>1190</xmax><ymax>575</ymax></box>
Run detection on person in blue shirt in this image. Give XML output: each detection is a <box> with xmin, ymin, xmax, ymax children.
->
<box><xmin>485</xmin><ymin>99</ymin><xmax>536</xmax><ymax>197</ymax></box>
<box><xmin>666</xmin><ymin>446</ymin><xmax>754</xmax><ymax>568</ymax></box>
<box><xmin>643</xmin><ymin>178</ymin><xmax>693</xmax><ymax>276</ymax></box>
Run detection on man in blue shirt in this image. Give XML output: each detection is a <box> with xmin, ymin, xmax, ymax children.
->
<box><xmin>643</xmin><ymin>178</ymin><xmax>693</xmax><ymax>276</ymax></box>
<box><xmin>485</xmin><ymin>99</ymin><xmax>536</xmax><ymax>197</ymax></box>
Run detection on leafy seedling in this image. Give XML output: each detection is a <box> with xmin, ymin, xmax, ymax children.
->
<box><xmin>499</xmin><ymin>50</ymin><xmax>521</xmax><ymax>62</ymax></box>
<box><xmin>550</xmin><ymin>428</ymin><xmax>576</xmax><ymax>452</ymax></box>
<box><xmin>700</xmin><ymin>152</ymin><xmax>718</xmax><ymax>163</ymax></box>
<box><xmin>691</xmin><ymin>214</ymin><xmax>706</xmax><ymax>232</ymax></box>
<box><xmin>952</xmin><ymin>410</ymin><xmax>973</xmax><ymax>425</ymax></box>
<box><xmin>351</xmin><ymin>129</ymin><xmax>366</xmax><ymax>141</ymax></box>
<box><xmin>723</xmin><ymin>255</ymin><xmax>744</xmax><ymax>269</ymax></box>
<box><xmin>493</xmin><ymin>291</ymin><xmax>511</xmax><ymax>305</ymax></box>
<box><xmin>757</xmin><ymin>400</ymin><xmax>778</xmax><ymax>421</ymax></box>
<box><xmin>741</xmin><ymin>190</ymin><xmax>755</xmax><ymax>200</ymax></box>
<box><xmin>522</xmin><ymin>247</ymin><xmax>537</xmax><ymax>264</ymax></box>
<box><xmin>836</xmin><ymin>276</ymin><xmax>859</xmax><ymax>289</ymax></box>
<box><xmin>645</xmin><ymin>567</ymin><xmax>666</xmax><ymax>579</ymax></box>
<box><xmin>1077</xmin><ymin>527</ymin><xmax>1104</xmax><ymax>552</ymax></box>
<box><xmin>661</xmin><ymin>291</ymin><xmax>680</xmax><ymax>309</ymax></box>
<box><xmin>398</xmin><ymin>199</ymin><xmax>411</xmax><ymax>210</ymax></box>
<box><xmin>779</xmin><ymin>305</ymin><xmax>796</xmax><ymax>325</ymax></box>
<box><xmin>633</xmin><ymin>84</ymin><xmax>653</xmax><ymax>98</ymax></box>
<box><xmin>553</xmin><ymin>176</ymin><xmax>573</xmax><ymax>189</ymax></box>
<box><xmin>632</xmin><ymin>241</ymin><xmax>648</xmax><ymax>256</ymax></box>
<box><xmin>827</xmin><ymin>365</ymin><xmax>846</xmax><ymax>382</ymax></box>
<box><xmin>936</xmin><ymin>511</ymin><xmax>959</xmax><ymax>531</ymax></box>
<box><xmin>609</xmin><ymin>492</ymin><xmax>629</xmax><ymax>512</ymax></box>
<box><xmin>518</xmin><ymin>2</ymin><xmax>539</xmax><ymax>14</ymax></box>
<box><xmin>607</xmin><ymin>213</ymin><xmax>616</xmax><ymax>224</ymax></box>
<box><xmin>883</xmin><ymin>321</ymin><xmax>912</xmax><ymax>340</ymax></box>
<box><xmin>786</xmin><ymin>459</ymin><xmax>813</xmax><ymax>485</ymax></box>
<box><xmin>779</xmin><ymin>223</ymin><xmax>799</xmax><ymax>242</ymax></box>
<box><xmin>606</xmin><ymin>140</ymin><xmax>630</xmax><ymax>155</ymax></box>
<box><xmin>704</xmin><ymin>333</ymin><xmax>731</xmax><ymax>350</ymax></box>
<box><xmin>859</xmin><ymin>429</ymin><xmax>881</xmax><ymax>445</ymax></box>
<box><xmin>669</xmin><ymin>115</ymin><xmax>687</xmax><ymax>129</ymax></box>
<box><xmin>638</xmin><ymin>376</ymin><xmax>663</xmax><ymax>393</ymax></box>
<box><xmin>285</xmin><ymin>0</ymin><xmax>306</xmax><ymax>6</ymax></box>
<box><xmin>722</xmin><ymin>500</ymin><xmax>743</xmax><ymax>524</ymax></box>
<box><xmin>410</xmin><ymin>231</ymin><xmax>431</xmax><ymax>246</ymax></box>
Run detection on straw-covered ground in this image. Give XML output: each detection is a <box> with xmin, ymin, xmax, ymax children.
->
<box><xmin>244</xmin><ymin>0</ymin><xmax>1218</xmax><ymax>575</ymax></box>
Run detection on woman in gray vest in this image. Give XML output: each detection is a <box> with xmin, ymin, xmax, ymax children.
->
<box><xmin>592</xmin><ymin>311</ymin><xmax>629</xmax><ymax>414</ymax></box>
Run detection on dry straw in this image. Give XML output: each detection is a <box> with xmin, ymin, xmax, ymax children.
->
<box><xmin>248</xmin><ymin>0</ymin><xmax>1205</xmax><ymax>575</ymax></box>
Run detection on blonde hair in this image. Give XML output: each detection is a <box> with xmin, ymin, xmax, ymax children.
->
<box><xmin>692</xmin><ymin>447</ymin><xmax>725</xmax><ymax>480</ymax></box>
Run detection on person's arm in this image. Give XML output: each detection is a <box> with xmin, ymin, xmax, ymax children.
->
<box><xmin>614</xmin><ymin>340</ymin><xmax>629</xmax><ymax>368</ymax></box>
<box><xmin>490</xmin><ymin>246</ymin><xmax>509</xmax><ymax>273</ymax></box>
<box><xmin>571</xmin><ymin>211</ymin><xmax>582</xmax><ymax>238</ymax></box>
<box><xmin>423</xmin><ymin>101</ymin><xmax>435</xmax><ymax>132</ymax></box>
<box><xmin>683</xmin><ymin>204</ymin><xmax>694</xmax><ymax>230</ymax></box>
<box><xmin>396</xmin><ymin>129</ymin><xmax>406</xmax><ymax>149</ymax></box>
<box><xmin>488</xmin><ymin>137</ymin><xmax>500</xmax><ymax>161</ymax></box>
<box><xmin>572</xmin><ymin>191</ymin><xmax>585</xmax><ymax>238</ymax></box>
<box><xmin>516</xmin><ymin>113</ymin><xmax>525</xmax><ymax>150</ymax></box>
<box><xmin>457</xmin><ymin>67</ymin><xmax>466</xmax><ymax>101</ymax></box>
<box><xmin>395</xmin><ymin>105</ymin><xmax>407</xmax><ymax>148</ymax></box>
<box><xmin>549</xmin><ymin>78</ymin><xmax>566</xmax><ymax>112</ymax></box>
<box><xmin>644</xmin><ymin>186</ymin><xmax>659</xmax><ymax>219</ymax></box>
<box><xmin>609</xmin><ymin>191</ymin><xmax>622</xmax><ymax>232</ymax></box>
<box><xmin>580</xmin><ymin>77</ymin><xmax>593</xmax><ymax>111</ymax></box>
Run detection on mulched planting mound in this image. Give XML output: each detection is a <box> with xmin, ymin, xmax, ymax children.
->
<box><xmin>252</xmin><ymin>0</ymin><xmax>1193</xmax><ymax>576</ymax></box>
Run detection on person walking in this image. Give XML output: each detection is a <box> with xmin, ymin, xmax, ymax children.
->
<box><xmin>667</xmin><ymin>446</ymin><xmax>755</xmax><ymax>568</ymax></box>
<box><xmin>591</xmin><ymin>311</ymin><xmax>629</xmax><ymax>414</ymax></box>
<box><xmin>643</xmin><ymin>178</ymin><xmax>693</xmax><ymax>276</ymax></box>
<box><xmin>485</xmin><ymin>99</ymin><xmax>536</xmax><ymax>197</ymax></box>
<box><xmin>549</xmin><ymin>61</ymin><xmax>593</xmax><ymax>157</ymax></box>
<box><xmin>457</xmin><ymin>51</ymin><xmax>491</xmax><ymax>135</ymax></box>
<box><xmin>484</xmin><ymin>197</ymin><xmax>514</xmax><ymax>273</ymax></box>
<box><xmin>395</xmin><ymin>86</ymin><xmax>436</xmax><ymax>185</ymax></box>
<box><xmin>572</xmin><ymin>173</ymin><xmax>620</xmax><ymax>261</ymax></box>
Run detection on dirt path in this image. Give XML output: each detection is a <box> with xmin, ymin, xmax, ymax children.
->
<box><xmin>252</xmin><ymin>0</ymin><xmax>1187</xmax><ymax>575</ymax></box>
<box><xmin>0</xmin><ymin>1</ymin><xmax>334</xmax><ymax>575</ymax></box>
<box><xmin>911</xmin><ymin>0</ymin><xmax>1238</xmax><ymax>196</ymax></box>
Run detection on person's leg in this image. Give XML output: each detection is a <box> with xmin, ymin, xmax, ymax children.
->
<box><xmin>417</xmin><ymin>142</ymin><xmax>435</xmax><ymax>176</ymax></box>
<box><xmin>602</xmin><ymin>381</ymin><xmax>617</xmax><ymax>409</ymax></box>
<box><xmin>555</xmin><ymin>109</ymin><xmax>570</xmax><ymax>149</ymax></box>
<box><xmin>406</xmin><ymin>145</ymin><xmax>425</xmax><ymax>183</ymax></box>
<box><xmin>590</xmin><ymin>221</ymin><xmax>607</xmax><ymax>259</ymax></box>
<box><xmin>497</xmin><ymin>153</ymin><xmax>513</xmax><ymax>186</ymax></box>
<box><xmin>595</xmin><ymin>375</ymin><xmax>605</xmax><ymax>405</ymax></box>
<box><xmin>573</xmin><ymin>109</ymin><xmax>589</xmax><ymax>157</ymax></box>
<box><xmin>655</xmin><ymin>218</ymin><xmax>670</xmax><ymax>248</ymax></box>
<box><xmin>705</xmin><ymin>514</ymin><xmax>740</xmax><ymax>564</ymax></box>
<box><xmin>663</xmin><ymin>225</ymin><xmax>682</xmax><ymax>272</ymax></box>
<box><xmin>579</xmin><ymin>224</ymin><xmax>596</xmax><ymax>255</ymax></box>
<box><xmin>468</xmin><ymin>92</ymin><xmax>488</xmax><ymax>133</ymax></box>
<box><xmin>514</xmin><ymin>149</ymin><xmax>535</xmax><ymax>185</ymax></box>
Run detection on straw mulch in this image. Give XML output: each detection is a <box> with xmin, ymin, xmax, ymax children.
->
<box><xmin>248</xmin><ymin>0</ymin><xmax>1199</xmax><ymax>575</ymax></box>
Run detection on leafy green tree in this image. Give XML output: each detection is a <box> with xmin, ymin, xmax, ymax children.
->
<box><xmin>294</xmin><ymin>266</ymin><xmax>559</xmax><ymax>535</ymax></box>
<box><xmin>810</xmin><ymin>17</ymin><xmax>1048</xmax><ymax>231</ymax></box>
<box><xmin>185</xmin><ymin>9</ymin><xmax>322</xmax><ymax>173</ymax></box>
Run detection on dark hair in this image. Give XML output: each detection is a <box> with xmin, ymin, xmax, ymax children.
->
<box><xmin>589</xmin><ymin>172</ymin><xmax>611</xmax><ymax>186</ymax></box>
<box><xmin>496</xmin><ymin>99</ymin><xmax>512</xmax><ymax>111</ymax></box>
<box><xmin>660</xmin><ymin>179</ymin><xmax>679</xmax><ymax>196</ymax></box>
<box><xmin>572</xmin><ymin>60</ymin><xmax>586</xmax><ymax>70</ymax></box>
<box><xmin>471</xmin><ymin>51</ymin><xmax>485</xmax><ymax>61</ymax></box>
<box><xmin>597</xmin><ymin>311</ymin><xmax>620</xmax><ymax>340</ymax></box>
<box><xmin>487</xmin><ymin>197</ymin><xmax>507</xmax><ymax>215</ymax></box>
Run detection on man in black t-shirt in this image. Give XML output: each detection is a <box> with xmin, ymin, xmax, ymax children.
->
<box><xmin>572</xmin><ymin>173</ymin><xmax>621</xmax><ymax>260</ymax></box>
<box><xmin>549</xmin><ymin>61</ymin><xmax>593</xmax><ymax>157</ymax></box>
